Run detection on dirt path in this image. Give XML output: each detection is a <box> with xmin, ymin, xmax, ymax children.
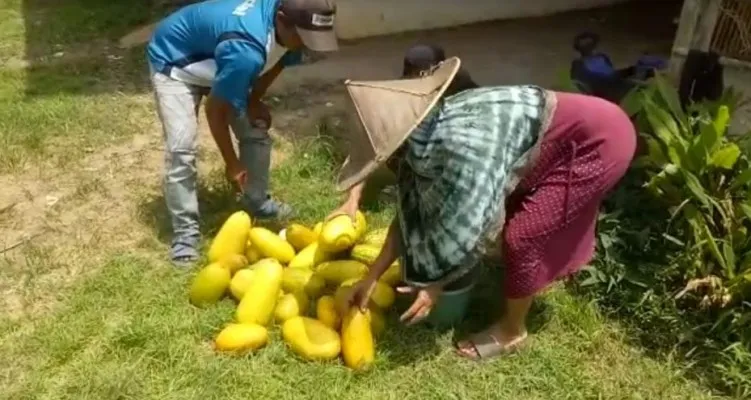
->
<box><xmin>0</xmin><ymin>83</ymin><xmax>350</xmax><ymax>320</ymax></box>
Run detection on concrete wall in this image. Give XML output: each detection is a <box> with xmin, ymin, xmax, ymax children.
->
<box><xmin>333</xmin><ymin>0</ymin><xmax>632</xmax><ymax>40</ymax></box>
<box><xmin>263</xmin><ymin>0</ymin><xmax>633</xmax><ymax>71</ymax></box>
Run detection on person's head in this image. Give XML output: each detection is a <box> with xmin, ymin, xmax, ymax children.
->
<box><xmin>402</xmin><ymin>44</ymin><xmax>446</xmax><ymax>78</ymax></box>
<box><xmin>275</xmin><ymin>0</ymin><xmax>338</xmax><ymax>52</ymax></box>
<box><xmin>573</xmin><ymin>32</ymin><xmax>599</xmax><ymax>57</ymax></box>
<box><xmin>401</xmin><ymin>44</ymin><xmax>479</xmax><ymax>97</ymax></box>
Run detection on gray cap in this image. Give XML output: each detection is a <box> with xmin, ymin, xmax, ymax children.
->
<box><xmin>280</xmin><ymin>0</ymin><xmax>339</xmax><ymax>52</ymax></box>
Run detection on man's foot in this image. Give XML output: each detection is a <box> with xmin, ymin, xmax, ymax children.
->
<box><xmin>170</xmin><ymin>237</ymin><xmax>199</xmax><ymax>268</ymax></box>
<box><xmin>247</xmin><ymin>195</ymin><xmax>295</xmax><ymax>221</ymax></box>
<box><xmin>454</xmin><ymin>323</ymin><xmax>528</xmax><ymax>361</ymax></box>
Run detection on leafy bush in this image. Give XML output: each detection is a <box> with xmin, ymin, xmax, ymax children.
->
<box><xmin>571</xmin><ymin>73</ymin><xmax>751</xmax><ymax>396</ymax></box>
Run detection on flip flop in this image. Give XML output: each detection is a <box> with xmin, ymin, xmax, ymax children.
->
<box><xmin>454</xmin><ymin>331</ymin><xmax>528</xmax><ymax>361</ymax></box>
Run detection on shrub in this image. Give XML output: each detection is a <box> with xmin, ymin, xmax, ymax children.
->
<box><xmin>573</xmin><ymin>73</ymin><xmax>751</xmax><ymax>396</ymax></box>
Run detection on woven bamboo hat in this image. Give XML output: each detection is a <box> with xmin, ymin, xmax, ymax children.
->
<box><xmin>336</xmin><ymin>57</ymin><xmax>462</xmax><ymax>191</ymax></box>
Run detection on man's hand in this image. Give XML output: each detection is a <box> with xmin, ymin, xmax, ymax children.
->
<box><xmin>226</xmin><ymin>162</ymin><xmax>247</xmax><ymax>194</ymax></box>
<box><xmin>248</xmin><ymin>99</ymin><xmax>271</xmax><ymax>127</ymax></box>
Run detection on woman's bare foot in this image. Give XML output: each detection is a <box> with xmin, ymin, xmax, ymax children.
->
<box><xmin>455</xmin><ymin>322</ymin><xmax>528</xmax><ymax>360</ymax></box>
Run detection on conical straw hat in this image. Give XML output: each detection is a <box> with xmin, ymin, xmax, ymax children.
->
<box><xmin>336</xmin><ymin>57</ymin><xmax>462</xmax><ymax>191</ymax></box>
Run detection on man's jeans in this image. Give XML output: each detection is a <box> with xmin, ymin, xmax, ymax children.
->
<box><xmin>150</xmin><ymin>71</ymin><xmax>272</xmax><ymax>248</ymax></box>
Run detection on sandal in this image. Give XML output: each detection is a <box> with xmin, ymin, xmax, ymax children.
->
<box><xmin>170</xmin><ymin>240</ymin><xmax>199</xmax><ymax>268</ymax></box>
<box><xmin>454</xmin><ymin>331</ymin><xmax>528</xmax><ymax>361</ymax></box>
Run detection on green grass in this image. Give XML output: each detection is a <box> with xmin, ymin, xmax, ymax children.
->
<box><xmin>0</xmin><ymin>139</ymin><xmax>726</xmax><ymax>399</ymax></box>
<box><xmin>0</xmin><ymin>0</ymin><xmax>155</xmax><ymax>172</ymax></box>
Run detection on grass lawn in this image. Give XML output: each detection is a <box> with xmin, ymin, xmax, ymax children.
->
<box><xmin>0</xmin><ymin>0</ymin><xmax>731</xmax><ymax>399</ymax></box>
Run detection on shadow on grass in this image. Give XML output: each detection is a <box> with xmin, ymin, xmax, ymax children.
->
<box><xmin>453</xmin><ymin>265</ymin><xmax>552</xmax><ymax>339</ymax></box>
<box><xmin>19</xmin><ymin>0</ymin><xmax>181</xmax><ymax>98</ymax></box>
<box><xmin>376</xmin><ymin>264</ymin><xmax>552</xmax><ymax>367</ymax></box>
<box><xmin>135</xmin><ymin>132</ymin><xmax>354</xmax><ymax>246</ymax></box>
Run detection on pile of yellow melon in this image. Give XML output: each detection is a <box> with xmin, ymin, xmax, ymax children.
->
<box><xmin>188</xmin><ymin>210</ymin><xmax>400</xmax><ymax>371</ymax></box>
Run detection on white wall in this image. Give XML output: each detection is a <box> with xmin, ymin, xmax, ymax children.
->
<box><xmin>333</xmin><ymin>0</ymin><xmax>632</xmax><ymax>39</ymax></box>
<box><xmin>263</xmin><ymin>0</ymin><xmax>632</xmax><ymax>71</ymax></box>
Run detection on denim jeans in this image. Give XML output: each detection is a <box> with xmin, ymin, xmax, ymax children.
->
<box><xmin>150</xmin><ymin>71</ymin><xmax>273</xmax><ymax>249</ymax></box>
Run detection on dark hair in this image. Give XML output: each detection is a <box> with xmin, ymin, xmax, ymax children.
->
<box><xmin>402</xmin><ymin>44</ymin><xmax>446</xmax><ymax>78</ymax></box>
<box><xmin>573</xmin><ymin>31</ymin><xmax>600</xmax><ymax>56</ymax></box>
<box><xmin>401</xmin><ymin>43</ymin><xmax>479</xmax><ymax>97</ymax></box>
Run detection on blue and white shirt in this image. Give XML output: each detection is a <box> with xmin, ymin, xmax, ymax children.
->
<box><xmin>147</xmin><ymin>0</ymin><xmax>303</xmax><ymax>115</ymax></box>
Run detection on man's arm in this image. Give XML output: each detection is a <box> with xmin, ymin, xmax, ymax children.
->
<box><xmin>205</xmin><ymin>96</ymin><xmax>239</xmax><ymax>172</ymax></box>
<box><xmin>207</xmin><ymin>39</ymin><xmax>265</xmax><ymax>185</ymax></box>
<box><xmin>249</xmin><ymin>50</ymin><xmax>304</xmax><ymax>104</ymax></box>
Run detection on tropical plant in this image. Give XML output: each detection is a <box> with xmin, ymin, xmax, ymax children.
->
<box><xmin>623</xmin><ymin>73</ymin><xmax>751</xmax><ymax>317</ymax></box>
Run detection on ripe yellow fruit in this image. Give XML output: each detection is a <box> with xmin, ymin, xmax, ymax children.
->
<box><xmin>275</xmin><ymin>291</ymin><xmax>309</xmax><ymax>323</ymax></box>
<box><xmin>229</xmin><ymin>268</ymin><xmax>256</xmax><ymax>301</ymax></box>
<box><xmin>354</xmin><ymin>211</ymin><xmax>367</xmax><ymax>241</ymax></box>
<box><xmin>379</xmin><ymin>262</ymin><xmax>402</xmax><ymax>287</ymax></box>
<box><xmin>286</xmin><ymin>224</ymin><xmax>318</xmax><ymax>251</ymax></box>
<box><xmin>214</xmin><ymin>323</ymin><xmax>268</xmax><ymax>353</ymax></box>
<box><xmin>248</xmin><ymin>227</ymin><xmax>296</xmax><ymax>264</ymax></box>
<box><xmin>245</xmin><ymin>243</ymin><xmax>263</xmax><ymax>264</ymax></box>
<box><xmin>313</xmin><ymin>222</ymin><xmax>324</xmax><ymax>236</ymax></box>
<box><xmin>208</xmin><ymin>211</ymin><xmax>252</xmax><ymax>263</ymax></box>
<box><xmin>189</xmin><ymin>263</ymin><xmax>231</xmax><ymax>307</ymax></box>
<box><xmin>341</xmin><ymin>307</ymin><xmax>375</xmax><ymax>370</ymax></box>
<box><xmin>339</xmin><ymin>278</ymin><xmax>395</xmax><ymax>310</ymax></box>
<box><xmin>217</xmin><ymin>254</ymin><xmax>248</xmax><ymax>275</ymax></box>
<box><xmin>361</xmin><ymin>228</ymin><xmax>388</xmax><ymax>246</ymax></box>
<box><xmin>282</xmin><ymin>317</ymin><xmax>342</xmax><ymax>361</ymax></box>
<box><xmin>315</xmin><ymin>260</ymin><xmax>368</xmax><ymax>285</ymax></box>
<box><xmin>350</xmin><ymin>244</ymin><xmax>381</xmax><ymax>265</ymax></box>
<box><xmin>319</xmin><ymin>215</ymin><xmax>359</xmax><ymax>252</ymax></box>
<box><xmin>236</xmin><ymin>259</ymin><xmax>284</xmax><ymax>326</ymax></box>
<box><xmin>316</xmin><ymin>295</ymin><xmax>341</xmax><ymax>330</ymax></box>
<box><xmin>288</xmin><ymin>242</ymin><xmax>330</xmax><ymax>270</ymax></box>
<box><xmin>282</xmin><ymin>268</ymin><xmax>326</xmax><ymax>299</ymax></box>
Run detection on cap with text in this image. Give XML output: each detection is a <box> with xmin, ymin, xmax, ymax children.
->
<box><xmin>280</xmin><ymin>0</ymin><xmax>338</xmax><ymax>52</ymax></box>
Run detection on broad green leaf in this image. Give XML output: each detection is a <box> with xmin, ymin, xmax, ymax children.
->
<box><xmin>723</xmin><ymin>241</ymin><xmax>737</xmax><ymax>278</ymax></box>
<box><xmin>708</xmin><ymin>197</ymin><xmax>728</xmax><ymax>225</ymax></box>
<box><xmin>713</xmin><ymin>105</ymin><xmax>730</xmax><ymax>136</ymax></box>
<box><xmin>732</xmin><ymin>225</ymin><xmax>748</xmax><ymax>251</ymax></box>
<box><xmin>739</xmin><ymin>203</ymin><xmax>751</xmax><ymax>221</ymax></box>
<box><xmin>681</xmin><ymin>168</ymin><xmax>710</xmax><ymax>207</ymax></box>
<box><xmin>644</xmin><ymin>100</ymin><xmax>688</xmax><ymax>167</ymax></box>
<box><xmin>619</xmin><ymin>88</ymin><xmax>644</xmax><ymax>117</ymax></box>
<box><xmin>697</xmin><ymin>214</ymin><xmax>727</xmax><ymax>271</ymax></box>
<box><xmin>643</xmin><ymin>136</ymin><xmax>668</xmax><ymax>166</ymax></box>
<box><xmin>690</xmin><ymin>121</ymin><xmax>720</xmax><ymax>168</ymax></box>
<box><xmin>729</xmin><ymin>168</ymin><xmax>751</xmax><ymax>191</ymax></box>
<box><xmin>709</xmin><ymin>143</ymin><xmax>741</xmax><ymax>170</ymax></box>
<box><xmin>654</xmin><ymin>72</ymin><xmax>688</xmax><ymax>127</ymax></box>
<box><xmin>683</xmin><ymin>205</ymin><xmax>706</xmax><ymax>249</ymax></box>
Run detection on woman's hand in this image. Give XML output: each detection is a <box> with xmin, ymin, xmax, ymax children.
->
<box><xmin>326</xmin><ymin>196</ymin><xmax>359</xmax><ymax>222</ymax></box>
<box><xmin>326</xmin><ymin>182</ymin><xmax>364</xmax><ymax>222</ymax></box>
<box><xmin>397</xmin><ymin>284</ymin><xmax>443</xmax><ymax>326</ymax></box>
<box><xmin>340</xmin><ymin>277</ymin><xmax>378</xmax><ymax>313</ymax></box>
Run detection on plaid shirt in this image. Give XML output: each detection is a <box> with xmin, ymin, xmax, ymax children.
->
<box><xmin>396</xmin><ymin>85</ymin><xmax>555</xmax><ymax>285</ymax></box>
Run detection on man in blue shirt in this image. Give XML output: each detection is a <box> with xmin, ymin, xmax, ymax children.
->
<box><xmin>147</xmin><ymin>0</ymin><xmax>338</xmax><ymax>265</ymax></box>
